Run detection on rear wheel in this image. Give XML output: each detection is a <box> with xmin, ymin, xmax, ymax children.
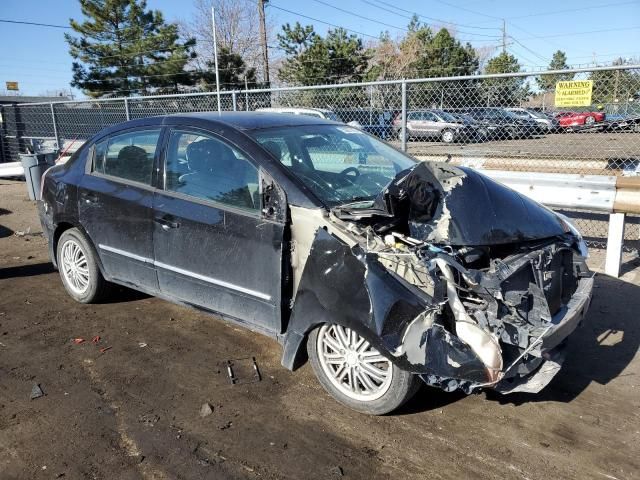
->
<box><xmin>308</xmin><ymin>324</ymin><xmax>420</xmax><ymax>415</ymax></box>
<box><xmin>57</xmin><ymin>228</ymin><xmax>111</xmax><ymax>303</ymax></box>
<box><xmin>585</xmin><ymin>116</ymin><xmax>595</xmax><ymax>125</ymax></box>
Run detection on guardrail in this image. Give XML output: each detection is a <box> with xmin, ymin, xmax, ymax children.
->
<box><xmin>481</xmin><ymin>169</ymin><xmax>640</xmax><ymax>277</ymax></box>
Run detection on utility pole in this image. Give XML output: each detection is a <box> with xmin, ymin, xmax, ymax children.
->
<box><xmin>211</xmin><ymin>6</ymin><xmax>221</xmax><ymax>114</ymax></box>
<box><xmin>502</xmin><ymin>19</ymin><xmax>506</xmax><ymax>54</ymax></box>
<box><xmin>258</xmin><ymin>0</ymin><xmax>270</xmax><ymax>86</ymax></box>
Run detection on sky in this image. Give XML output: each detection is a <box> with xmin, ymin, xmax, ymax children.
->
<box><xmin>0</xmin><ymin>0</ymin><xmax>639</xmax><ymax>98</ymax></box>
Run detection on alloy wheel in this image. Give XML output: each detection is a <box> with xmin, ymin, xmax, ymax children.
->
<box><xmin>60</xmin><ymin>239</ymin><xmax>90</xmax><ymax>295</ymax></box>
<box><xmin>316</xmin><ymin>324</ymin><xmax>393</xmax><ymax>401</ymax></box>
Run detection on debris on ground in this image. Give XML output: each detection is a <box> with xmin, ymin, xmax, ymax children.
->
<box><xmin>219</xmin><ymin>421</ymin><xmax>232</xmax><ymax>430</ymax></box>
<box><xmin>329</xmin><ymin>465</ymin><xmax>344</xmax><ymax>477</ymax></box>
<box><xmin>14</xmin><ymin>227</ymin><xmax>31</xmax><ymax>237</ymax></box>
<box><xmin>138</xmin><ymin>342</ymin><xmax>148</xmax><ymax>348</ymax></box>
<box><xmin>30</xmin><ymin>384</ymin><xmax>45</xmax><ymax>400</ymax></box>
<box><xmin>200</xmin><ymin>403</ymin><xmax>214</xmax><ymax>418</ymax></box>
<box><xmin>73</xmin><ymin>338</ymin><xmax>85</xmax><ymax>344</ymax></box>
<box><xmin>99</xmin><ymin>346</ymin><xmax>112</xmax><ymax>354</ymax></box>
<box><xmin>138</xmin><ymin>413</ymin><xmax>160</xmax><ymax>427</ymax></box>
<box><xmin>225</xmin><ymin>357</ymin><xmax>261</xmax><ymax>385</ymax></box>
<box><xmin>91</xmin><ymin>336</ymin><xmax>100</xmax><ymax>344</ymax></box>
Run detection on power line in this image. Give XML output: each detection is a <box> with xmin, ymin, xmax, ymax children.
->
<box><xmin>265</xmin><ymin>1</ymin><xmax>378</xmax><ymax>39</ymax></box>
<box><xmin>430</xmin><ymin>0</ymin><xmax>502</xmax><ymax>21</ymax></box>
<box><xmin>309</xmin><ymin>0</ymin><xmax>409</xmax><ymax>33</ymax></box>
<box><xmin>366</xmin><ymin>0</ymin><xmax>501</xmax><ymax>31</ymax></box>
<box><xmin>508</xmin><ymin>36</ymin><xmax>551</xmax><ymax>64</ymax></box>
<box><xmin>507</xmin><ymin>1</ymin><xmax>638</xmax><ymax>20</ymax></box>
<box><xmin>519</xmin><ymin>25</ymin><xmax>640</xmax><ymax>40</ymax></box>
<box><xmin>0</xmin><ymin>19</ymin><xmax>71</xmax><ymax>29</ymax></box>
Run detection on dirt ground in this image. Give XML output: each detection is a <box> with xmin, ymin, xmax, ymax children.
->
<box><xmin>1</xmin><ymin>178</ymin><xmax>639</xmax><ymax>480</ymax></box>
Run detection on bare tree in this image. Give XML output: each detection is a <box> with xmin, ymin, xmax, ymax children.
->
<box><xmin>182</xmin><ymin>0</ymin><xmax>277</xmax><ymax>82</ymax></box>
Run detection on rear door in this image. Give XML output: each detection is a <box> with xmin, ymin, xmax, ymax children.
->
<box><xmin>152</xmin><ymin>128</ymin><xmax>285</xmax><ymax>334</ymax></box>
<box><xmin>78</xmin><ymin>127</ymin><xmax>162</xmax><ymax>291</ymax></box>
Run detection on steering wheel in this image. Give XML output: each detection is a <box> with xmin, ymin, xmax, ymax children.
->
<box><xmin>340</xmin><ymin>166</ymin><xmax>360</xmax><ymax>178</ymax></box>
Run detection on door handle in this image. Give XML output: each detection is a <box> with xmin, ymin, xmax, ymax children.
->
<box><xmin>81</xmin><ymin>192</ymin><xmax>98</xmax><ymax>203</ymax></box>
<box><xmin>154</xmin><ymin>216</ymin><xmax>180</xmax><ymax>230</ymax></box>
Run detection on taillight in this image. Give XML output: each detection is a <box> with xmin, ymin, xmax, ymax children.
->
<box><xmin>39</xmin><ymin>166</ymin><xmax>52</xmax><ymax>200</ymax></box>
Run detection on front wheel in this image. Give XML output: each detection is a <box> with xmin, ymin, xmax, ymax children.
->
<box><xmin>307</xmin><ymin>324</ymin><xmax>420</xmax><ymax>415</ymax></box>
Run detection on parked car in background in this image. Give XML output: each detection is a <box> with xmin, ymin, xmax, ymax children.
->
<box><xmin>256</xmin><ymin>107</ymin><xmax>362</xmax><ymax>129</ymax></box>
<box><xmin>445</xmin><ymin>111</ymin><xmax>490</xmax><ymax>142</ymax></box>
<box><xmin>37</xmin><ymin>112</ymin><xmax>593</xmax><ymax>415</ymax></box>
<box><xmin>392</xmin><ymin>109</ymin><xmax>483</xmax><ymax>143</ymax></box>
<box><xmin>461</xmin><ymin>107</ymin><xmax>540</xmax><ymax>139</ymax></box>
<box><xmin>505</xmin><ymin>108</ymin><xmax>560</xmax><ymax>133</ymax></box>
<box><xmin>553</xmin><ymin>111</ymin><xmax>606</xmax><ymax>130</ymax></box>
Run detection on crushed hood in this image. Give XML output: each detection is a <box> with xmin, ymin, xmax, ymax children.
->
<box><xmin>386</xmin><ymin>162</ymin><xmax>568</xmax><ymax>246</ymax></box>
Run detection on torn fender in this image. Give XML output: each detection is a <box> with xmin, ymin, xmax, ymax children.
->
<box><xmin>280</xmin><ymin>228</ymin><xmax>488</xmax><ymax>383</ymax></box>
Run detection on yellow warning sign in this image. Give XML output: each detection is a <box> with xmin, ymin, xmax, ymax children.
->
<box><xmin>555</xmin><ymin>80</ymin><xmax>593</xmax><ymax>107</ymax></box>
<box><xmin>5</xmin><ymin>81</ymin><xmax>19</xmax><ymax>91</ymax></box>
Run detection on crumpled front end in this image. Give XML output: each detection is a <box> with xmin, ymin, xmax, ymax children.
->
<box><xmin>380</xmin><ymin>237</ymin><xmax>594</xmax><ymax>394</ymax></box>
<box><xmin>283</xmin><ymin>161</ymin><xmax>594</xmax><ymax>395</ymax></box>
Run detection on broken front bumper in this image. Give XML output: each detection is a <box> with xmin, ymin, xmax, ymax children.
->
<box><xmin>414</xmin><ymin>273</ymin><xmax>595</xmax><ymax>395</ymax></box>
<box><xmin>493</xmin><ymin>274</ymin><xmax>594</xmax><ymax>394</ymax></box>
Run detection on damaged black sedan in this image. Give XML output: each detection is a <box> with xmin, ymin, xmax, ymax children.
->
<box><xmin>37</xmin><ymin>113</ymin><xmax>593</xmax><ymax>414</ymax></box>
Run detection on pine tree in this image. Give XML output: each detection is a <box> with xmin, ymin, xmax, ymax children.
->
<box><xmin>590</xmin><ymin>58</ymin><xmax>640</xmax><ymax>105</ymax></box>
<box><xmin>66</xmin><ymin>0</ymin><xmax>197</xmax><ymax>97</ymax></box>
<box><xmin>483</xmin><ymin>52</ymin><xmax>529</xmax><ymax>106</ymax></box>
<box><xmin>197</xmin><ymin>47</ymin><xmax>257</xmax><ymax>91</ymax></box>
<box><xmin>536</xmin><ymin>50</ymin><xmax>574</xmax><ymax>91</ymax></box>
<box><xmin>277</xmin><ymin>23</ymin><xmax>369</xmax><ymax>86</ymax></box>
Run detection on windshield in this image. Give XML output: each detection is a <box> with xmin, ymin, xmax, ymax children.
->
<box><xmin>433</xmin><ymin>110</ymin><xmax>459</xmax><ymax>123</ymax></box>
<box><xmin>250</xmin><ymin>124</ymin><xmax>416</xmax><ymax>207</ymax></box>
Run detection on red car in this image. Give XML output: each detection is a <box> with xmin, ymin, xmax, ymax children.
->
<box><xmin>554</xmin><ymin>111</ymin><xmax>606</xmax><ymax>128</ymax></box>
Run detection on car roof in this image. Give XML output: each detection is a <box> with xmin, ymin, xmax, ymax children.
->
<box><xmin>95</xmin><ymin>111</ymin><xmax>337</xmax><ymax>137</ymax></box>
<box><xmin>256</xmin><ymin>107</ymin><xmax>334</xmax><ymax>114</ymax></box>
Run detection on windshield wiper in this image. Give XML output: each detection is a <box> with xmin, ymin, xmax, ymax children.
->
<box><xmin>334</xmin><ymin>196</ymin><xmax>375</xmax><ymax>209</ymax></box>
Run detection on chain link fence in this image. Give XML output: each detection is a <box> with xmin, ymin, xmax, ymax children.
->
<box><xmin>1</xmin><ymin>65</ymin><xmax>639</xmax><ymax>252</ymax></box>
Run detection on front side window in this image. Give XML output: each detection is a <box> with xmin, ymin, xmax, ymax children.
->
<box><xmin>251</xmin><ymin>125</ymin><xmax>416</xmax><ymax>207</ymax></box>
<box><xmin>93</xmin><ymin>129</ymin><xmax>161</xmax><ymax>185</ymax></box>
<box><xmin>164</xmin><ymin>130</ymin><xmax>259</xmax><ymax>211</ymax></box>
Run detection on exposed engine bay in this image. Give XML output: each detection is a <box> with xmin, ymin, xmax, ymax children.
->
<box><xmin>283</xmin><ymin>161</ymin><xmax>594</xmax><ymax>395</ymax></box>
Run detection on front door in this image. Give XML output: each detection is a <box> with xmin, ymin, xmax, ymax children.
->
<box><xmin>78</xmin><ymin>127</ymin><xmax>162</xmax><ymax>291</ymax></box>
<box><xmin>153</xmin><ymin>128</ymin><xmax>285</xmax><ymax>334</ymax></box>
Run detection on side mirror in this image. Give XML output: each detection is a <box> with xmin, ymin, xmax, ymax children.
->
<box><xmin>260</xmin><ymin>169</ymin><xmax>287</xmax><ymax>223</ymax></box>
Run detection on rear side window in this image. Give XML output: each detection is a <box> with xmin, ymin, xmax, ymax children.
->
<box><xmin>93</xmin><ymin>129</ymin><xmax>161</xmax><ymax>185</ymax></box>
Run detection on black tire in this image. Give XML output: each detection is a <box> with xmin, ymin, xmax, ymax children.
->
<box><xmin>307</xmin><ymin>325</ymin><xmax>420</xmax><ymax>415</ymax></box>
<box><xmin>56</xmin><ymin>228</ymin><xmax>111</xmax><ymax>303</ymax></box>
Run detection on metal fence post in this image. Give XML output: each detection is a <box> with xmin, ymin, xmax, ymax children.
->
<box><xmin>605</xmin><ymin>213</ymin><xmax>626</xmax><ymax>277</ymax></box>
<box><xmin>124</xmin><ymin>98</ymin><xmax>130</xmax><ymax>121</ymax></box>
<box><xmin>232</xmin><ymin>91</ymin><xmax>237</xmax><ymax>111</ymax></box>
<box><xmin>50</xmin><ymin>103</ymin><xmax>60</xmax><ymax>150</ymax></box>
<box><xmin>401</xmin><ymin>80</ymin><xmax>407</xmax><ymax>152</ymax></box>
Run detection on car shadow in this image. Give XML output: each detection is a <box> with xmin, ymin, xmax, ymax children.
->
<box><xmin>0</xmin><ymin>262</ymin><xmax>55</xmax><ymax>279</ymax></box>
<box><xmin>396</xmin><ymin>273</ymin><xmax>640</xmax><ymax>414</ymax></box>
<box><xmin>0</xmin><ymin>225</ymin><xmax>14</xmax><ymax>238</ymax></box>
<box><xmin>0</xmin><ymin>262</ymin><xmax>149</xmax><ymax>303</ymax></box>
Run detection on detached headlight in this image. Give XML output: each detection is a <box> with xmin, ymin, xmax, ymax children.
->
<box><xmin>556</xmin><ymin>212</ymin><xmax>589</xmax><ymax>258</ymax></box>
